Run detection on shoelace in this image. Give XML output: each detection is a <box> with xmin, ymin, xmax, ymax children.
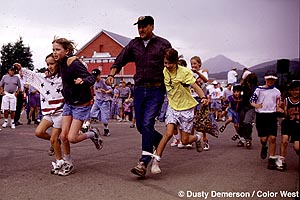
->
<box><xmin>142</xmin><ymin>151</ymin><xmax>161</xmax><ymax>161</ymax></box>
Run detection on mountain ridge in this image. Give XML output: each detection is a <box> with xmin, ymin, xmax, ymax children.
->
<box><xmin>202</xmin><ymin>54</ymin><xmax>245</xmax><ymax>74</ymax></box>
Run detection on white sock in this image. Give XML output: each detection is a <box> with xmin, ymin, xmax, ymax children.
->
<box><xmin>269</xmin><ymin>155</ymin><xmax>277</xmax><ymax>159</ymax></box>
<box><xmin>64</xmin><ymin>154</ymin><xmax>71</xmax><ymax>162</ymax></box>
<box><xmin>196</xmin><ymin>134</ymin><xmax>202</xmax><ymax>142</ymax></box>
<box><xmin>85</xmin><ymin>131</ymin><xmax>95</xmax><ymax>139</ymax></box>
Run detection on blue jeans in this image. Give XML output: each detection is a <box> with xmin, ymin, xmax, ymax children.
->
<box><xmin>134</xmin><ymin>85</ymin><xmax>165</xmax><ymax>166</ymax></box>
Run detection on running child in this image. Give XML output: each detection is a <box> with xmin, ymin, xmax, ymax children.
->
<box><xmin>277</xmin><ymin>80</ymin><xmax>300</xmax><ymax>171</ymax></box>
<box><xmin>150</xmin><ymin>48</ymin><xmax>207</xmax><ymax>174</ymax></box>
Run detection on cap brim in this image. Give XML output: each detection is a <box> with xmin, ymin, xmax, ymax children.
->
<box><xmin>264</xmin><ymin>75</ymin><xmax>277</xmax><ymax>80</ymax></box>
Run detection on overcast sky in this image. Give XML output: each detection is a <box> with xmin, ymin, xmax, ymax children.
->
<box><xmin>0</xmin><ymin>0</ymin><xmax>299</xmax><ymax>69</ymax></box>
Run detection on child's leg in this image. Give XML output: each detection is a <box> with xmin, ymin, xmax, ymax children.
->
<box><xmin>268</xmin><ymin>135</ymin><xmax>276</xmax><ymax>157</ymax></box>
<box><xmin>181</xmin><ymin>130</ymin><xmax>197</xmax><ymax>145</ymax></box>
<box><xmin>68</xmin><ymin>119</ymin><xmax>86</xmax><ymax>143</ymax></box>
<box><xmin>294</xmin><ymin>141</ymin><xmax>299</xmax><ymax>156</ymax></box>
<box><xmin>156</xmin><ymin>123</ymin><xmax>175</xmax><ymax>157</ymax></box>
<box><xmin>279</xmin><ymin>135</ymin><xmax>289</xmax><ymax>157</ymax></box>
<box><xmin>50</xmin><ymin>128</ymin><xmax>63</xmax><ymax>160</ymax></box>
<box><xmin>225</xmin><ymin>117</ymin><xmax>233</xmax><ymax>127</ymax></box>
<box><xmin>61</xmin><ymin>116</ymin><xmax>71</xmax><ymax>157</ymax></box>
<box><xmin>35</xmin><ymin>119</ymin><xmax>52</xmax><ymax>140</ymax></box>
<box><xmin>260</xmin><ymin>136</ymin><xmax>268</xmax><ymax>146</ymax></box>
<box><xmin>233</xmin><ymin>123</ymin><xmax>239</xmax><ymax>133</ymax></box>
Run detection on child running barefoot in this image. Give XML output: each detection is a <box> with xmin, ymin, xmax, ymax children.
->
<box><xmin>219</xmin><ymin>85</ymin><xmax>243</xmax><ymax>146</ymax></box>
<box><xmin>277</xmin><ymin>81</ymin><xmax>300</xmax><ymax>171</ymax></box>
<box><xmin>150</xmin><ymin>48</ymin><xmax>208</xmax><ymax>174</ymax></box>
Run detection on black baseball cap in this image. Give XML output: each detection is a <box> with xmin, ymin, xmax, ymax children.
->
<box><xmin>91</xmin><ymin>69</ymin><xmax>101</xmax><ymax>77</ymax></box>
<box><xmin>133</xmin><ymin>16</ymin><xmax>154</xmax><ymax>26</ymax></box>
<box><xmin>8</xmin><ymin>66</ymin><xmax>15</xmax><ymax>71</ymax></box>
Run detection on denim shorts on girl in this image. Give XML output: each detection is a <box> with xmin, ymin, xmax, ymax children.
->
<box><xmin>62</xmin><ymin>103</ymin><xmax>91</xmax><ymax>121</ymax></box>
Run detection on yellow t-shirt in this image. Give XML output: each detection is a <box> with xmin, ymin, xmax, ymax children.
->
<box><xmin>163</xmin><ymin>65</ymin><xmax>198</xmax><ymax>111</ymax></box>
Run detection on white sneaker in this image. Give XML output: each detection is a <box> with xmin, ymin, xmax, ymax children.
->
<box><xmin>177</xmin><ymin>142</ymin><xmax>185</xmax><ymax>149</ymax></box>
<box><xmin>58</xmin><ymin>160</ymin><xmax>74</xmax><ymax>176</ymax></box>
<box><xmin>51</xmin><ymin>159</ymin><xmax>65</xmax><ymax>175</ymax></box>
<box><xmin>186</xmin><ymin>144</ymin><xmax>193</xmax><ymax>149</ymax></box>
<box><xmin>204</xmin><ymin>141</ymin><xmax>210</xmax><ymax>151</ymax></box>
<box><xmin>10</xmin><ymin>122</ymin><xmax>15</xmax><ymax>129</ymax></box>
<box><xmin>170</xmin><ymin>138</ymin><xmax>179</xmax><ymax>147</ymax></box>
<box><xmin>151</xmin><ymin>158</ymin><xmax>161</xmax><ymax>174</ymax></box>
<box><xmin>2</xmin><ymin>121</ymin><xmax>8</xmax><ymax>128</ymax></box>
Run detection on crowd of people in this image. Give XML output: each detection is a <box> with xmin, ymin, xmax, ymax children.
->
<box><xmin>0</xmin><ymin>15</ymin><xmax>299</xmax><ymax>178</ymax></box>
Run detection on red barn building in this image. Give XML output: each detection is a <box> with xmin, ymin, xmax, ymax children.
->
<box><xmin>76</xmin><ymin>29</ymin><xmax>135</xmax><ymax>84</ymax></box>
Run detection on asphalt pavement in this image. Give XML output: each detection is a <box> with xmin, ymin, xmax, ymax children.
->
<box><xmin>0</xmin><ymin>115</ymin><xmax>299</xmax><ymax>200</ymax></box>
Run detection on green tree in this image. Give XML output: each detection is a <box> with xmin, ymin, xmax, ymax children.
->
<box><xmin>0</xmin><ymin>37</ymin><xmax>33</xmax><ymax>77</ymax></box>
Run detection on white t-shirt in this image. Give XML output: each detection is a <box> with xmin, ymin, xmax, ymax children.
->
<box><xmin>227</xmin><ymin>70</ymin><xmax>238</xmax><ymax>84</ymax></box>
<box><xmin>250</xmin><ymin>86</ymin><xmax>281</xmax><ymax>113</ymax></box>
<box><xmin>192</xmin><ymin>69</ymin><xmax>208</xmax><ymax>97</ymax></box>
<box><xmin>209</xmin><ymin>87</ymin><xmax>222</xmax><ymax>100</ymax></box>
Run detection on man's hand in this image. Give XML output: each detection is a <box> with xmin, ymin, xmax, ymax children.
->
<box><xmin>105</xmin><ymin>76</ymin><xmax>114</xmax><ymax>86</ymax></box>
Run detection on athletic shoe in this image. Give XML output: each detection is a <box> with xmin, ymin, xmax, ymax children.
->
<box><xmin>48</xmin><ymin>146</ymin><xmax>55</xmax><ymax>156</ymax></box>
<box><xmin>151</xmin><ymin>159</ymin><xmax>161</xmax><ymax>174</ymax></box>
<box><xmin>2</xmin><ymin>121</ymin><xmax>8</xmax><ymax>128</ymax></box>
<box><xmin>80</xmin><ymin>124</ymin><xmax>89</xmax><ymax>133</ymax></box>
<box><xmin>103</xmin><ymin>129</ymin><xmax>110</xmax><ymax>136</ymax></box>
<box><xmin>204</xmin><ymin>140</ymin><xmax>210</xmax><ymax>151</ymax></box>
<box><xmin>58</xmin><ymin>160</ymin><xmax>74</xmax><ymax>176</ymax></box>
<box><xmin>195</xmin><ymin>134</ymin><xmax>204</xmax><ymax>152</ymax></box>
<box><xmin>186</xmin><ymin>144</ymin><xmax>193</xmax><ymax>149</ymax></box>
<box><xmin>277</xmin><ymin>162</ymin><xmax>287</xmax><ymax>172</ymax></box>
<box><xmin>245</xmin><ymin>141</ymin><xmax>252</xmax><ymax>149</ymax></box>
<box><xmin>237</xmin><ymin>140</ymin><xmax>245</xmax><ymax>147</ymax></box>
<box><xmin>51</xmin><ymin>159</ymin><xmax>64</xmax><ymax>175</ymax></box>
<box><xmin>177</xmin><ymin>142</ymin><xmax>185</xmax><ymax>149</ymax></box>
<box><xmin>260</xmin><ymin>146</ymin><xmax>268</xmax><ymax>159</ymax></box>
<box><xmin>131</xmin><ymin>161</ymin><xmax>146</xmax><ymax>178</ymax></box>
<box><xmin>170</xmin><ymin>138</ymin><xmax>180</xmax><ymax>147</ymax></box>
<box><xmin>90</xmin><ymin>127</ymin><xmax>103</xmax><ymax>150</ymax></box>
<box><xmin>10</xmin><ymin>122</ymin><xmax>15</xmax><ymax>129</ymax></box>
<box><xmin>267</xmin><ymin>158</ymin><xmax>277</xmax><ymax>170</ymax></box>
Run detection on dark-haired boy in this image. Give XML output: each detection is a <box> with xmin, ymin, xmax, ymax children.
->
<box><xmin>277</xmin><ymin>81</ymin><xmax>300</xmax><ymax>171</ymax></box>
<box><xmin>219</xmin><ymin>85</ymin><xmax>243</xmax><ymax>145</ymax></box>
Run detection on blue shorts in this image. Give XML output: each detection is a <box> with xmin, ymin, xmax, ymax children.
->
<box><xmin>62</xmin><ymin>103</ymin><xmax>91</xmax><ymax>121</ymax></box>
<box><xmin>210</xmin><ymin>99</ymin><xmax>222</xmax><ymax>110</ymax></box>
<box><xmin>29</xmin><ymin>93</ymin><xmax>41</xmax><ymax>107</ymax></box>
<box><xmin>227</xmin><ymin>108</ymin><xmax>239</xmax><ymax>124</ymax></box>
<box><xmin>90</xmin><ymin>100</ymin><xmax>110</xmax><ymax>124</ymax></box>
